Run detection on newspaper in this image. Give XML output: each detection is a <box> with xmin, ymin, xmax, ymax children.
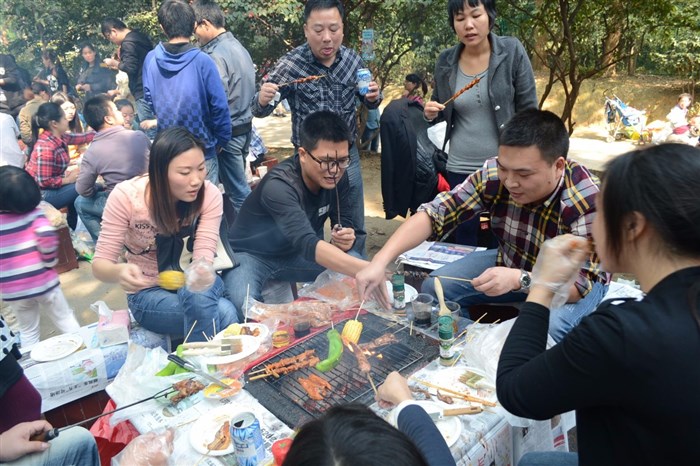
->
<box><xmin>399</xmin><ymin>241</ymin><xmax>485</xmax><ymax>271</ymax></box>
<box><xmin>127</xmin><ymin>390</ymin><xmax>293</xmax><ymax>466</ymax></box>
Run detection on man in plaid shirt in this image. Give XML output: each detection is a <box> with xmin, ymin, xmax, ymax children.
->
<box><xmin>252</xmin><ymin>0</ymin><xmax>381</xmax><ymax>256</ymax></box>
<box><xmin>357</xmin><ymin>110</ymin><xmax>610</xmax><ymax>341</ymax></box>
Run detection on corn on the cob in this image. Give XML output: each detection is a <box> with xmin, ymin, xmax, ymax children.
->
<box><xmin>342</xmin><ymin>320</ymin><xmax>363</xmax><ymax>344</ymax></box>
<box><xmin>158</xmin><ymin>270</ymin><xmax>185</xmax><ymax>290</ymax></box>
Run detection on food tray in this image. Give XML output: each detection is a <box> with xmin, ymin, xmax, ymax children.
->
<box><xmin>246</xmin><ymin>312</ymin><xmax>439</xmax><ymax>428</ymax></box>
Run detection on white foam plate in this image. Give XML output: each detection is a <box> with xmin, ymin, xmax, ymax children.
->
<box><xmin>213</xmin><ymin>322</ymin><xmax>270</xmax><ymax>343</ymax></box>
<box><xmin>385</xmin><ymin>281</ymin><xmax>418</xmax><ymax>303</ymax></box>
<box><xmin>387</xmin><ymin>400</ymin><xmax>462</xmax><ymax>447</ymax></box>
<box><xmin>200</xmin><ymin>334</ymin><xmax>260</xmax><ymax>365</ymax></box>
<box><xmin>189</xmin><ymin>405</ymin><xmax>246</xmax><ymax>456</ymax></box>
<box><xmin>30</xmin><ymin>333</ymin><xmax>83</xmax><ymax>362</ymax></box>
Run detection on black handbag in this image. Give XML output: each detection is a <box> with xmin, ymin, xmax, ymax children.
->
<box><xmin>156</xmin><ymin>214</ymin><xmax>236</xmax><ymax>273</ymax></box>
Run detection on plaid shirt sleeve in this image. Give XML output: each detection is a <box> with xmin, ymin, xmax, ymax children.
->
<box><xmin>251</xmin><ymin>54</ymin><xmax>299</xmax><ymax>118</ymax></box>
<box><xmin>417</xmin><ymin>164</ymin><xmax>493</xmax><ymax>240</ymax></box>
<box><xmin>62</xmin><ymin>132</ymin><xmax>95</xmax><ymax>146</ymax></box>
<box><xmin>33</xmin><ymin>140</ymin><xmax>64</xmax><ymax>189</ymax></box>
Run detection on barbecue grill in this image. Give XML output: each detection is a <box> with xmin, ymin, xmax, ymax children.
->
<box><xmin>247</xmin><ymin>313</ymin><xmax>439</xmax><ymax>427</ymax></box>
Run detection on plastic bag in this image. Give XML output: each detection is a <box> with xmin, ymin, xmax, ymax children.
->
<box><xmin>298</xmin><ymin>270</ymin><xmax>360</xmax><ymax>310</ymax></box>
<box><xmin>111</xmin><ymin>428</ymin><xmax>175</xmax><ymax>466</ymax></box>
<box><xmin>461</xmin><ymin>319</ymin><xmax>556</xmax><ymax>427</ymax></box>
<box><xmin>426</xmin><ymin>121</ymin><xmax>450</xmax><ymax>153</ymax></box>
<box><xmin>184</xmin><ymin>257</ymin><xmax>215</xmax><ymax>292</ymax></box>
<box><xmin>106</xmin><ymin>344</ymin><xmax>192</xmax><ymax>426</ymax></box>
<box><xmin>246</xmin><ymin>299</ymin><xmax>336</xmax><ymax>328</ymax></box>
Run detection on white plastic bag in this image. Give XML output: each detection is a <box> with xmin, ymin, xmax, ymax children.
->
<box><xmin>427</xmin><ymin>121</ymin><xmax>449</xmax><ymax>153</ymax></box>
<box><xmin>461</xmin><ymin>318</ymin><xmax>556</xmax><ymax>427</ymax></box>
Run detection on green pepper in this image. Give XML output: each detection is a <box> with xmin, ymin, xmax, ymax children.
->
<box><xmin>315</xmin><ymin>329</ymin><xmax>343</xmax><ymax>372</ymax></box>
<box><xmin>155</xmin><ymin>345</ymin><xmax>190</xmax><ymax>376</ymax></box>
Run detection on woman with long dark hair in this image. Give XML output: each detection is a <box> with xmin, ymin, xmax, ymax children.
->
<box><xmin>402</xmin><ymin>73</ymin><xmax>428</xmax><ymax>106</ymax></box>
<box><xmin>24</xmin><ymin>102</ymin><xmax>94</xmax><ymax>229</ymax></box>
<box><xmin>497</xmin><ymin>144</ymin><xmax>700</xmax><ymax>465</ymax></box>
<box><xmin>92</xmin><ymin>126</ymin><xmax>237</xmax><ymax>341</ymax></box>
<box><xmin>75</xmin><ymin>43</ymin><xmax>116</xmax><ymax>99</ymax></box>
<box><xmin>33</xmin><ymin>50</ymin><xmax>71</xmax><ymax>95</ymax></box>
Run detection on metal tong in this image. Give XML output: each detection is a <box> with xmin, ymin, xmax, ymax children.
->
<box><xmin>29</xmin><ymin>385</ymin><xmax>178</xmax><ymax>442</ymax></box>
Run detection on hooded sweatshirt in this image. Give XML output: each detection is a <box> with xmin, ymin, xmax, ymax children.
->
<box><xmin>142</xmin><ymin>42</ymin><xmax>231</xmax><ymax>159</ymax></box>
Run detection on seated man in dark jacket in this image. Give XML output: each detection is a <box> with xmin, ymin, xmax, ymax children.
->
<box><xmin>223</xmin><ymin>110</ymin><xmax>368</xmax><ymax>315</ymax></box>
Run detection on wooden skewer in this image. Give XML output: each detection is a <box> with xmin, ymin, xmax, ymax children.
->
<box><xmin>472</xmin><ymin>312</ymin><xmax>488</xmax><ymax>326</ymax></box>
<box><xmin>441</xmin><ymin>76</ymin><xmax>481</xmax><ymax>106</ymax></box>
<box><xmin>202</xmin><ymin>331</ymin><xmax>211</xmax><ymax>342</ymax></box>
<box><xmin>367</xmin><ymin>373</ymin><xmax>378</xmax><ymax>396</ymax></box>
<box><xmin>436</xmin><ymin>275</ymin><xmax>473</xmax><ymax>283</ymax></box>
<box><xmin>410</xmin><ymin>378</ymin><xmax>497</xmax><ymax>407</ymax></box>
<box><xmin>184</xmin><ymin>320</ymin><xmax>197</xmax><ymax>344</ymax></box>
<box><xmin>409</xmin><ymin>320</ymin><xmax>414</xmax><ymax>336</ymax></box>
<box><xmin>212</xmin><ymin>318</ymin><xmax>216</xmax><ymax>336</ymax></box>
<box><xmin>354</xmin><ymin>300</ymin><xmax>365</xmax><ymax>321</ymax></box>
<box><xmin>249</xmin><ymin>372</ymin><xmax>273</xmax><ymax>381</ymax></box>
<box><xmin>244</xmin><ymin>284</ymin><xmax>250</xmax><ymax>324</ymax></box>
<box><xmin>492</xmin><ymin>319</ymin><xmax>501</xmax><ymax>324</ymax></box>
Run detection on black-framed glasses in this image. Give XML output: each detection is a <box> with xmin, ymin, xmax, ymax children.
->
<box><xmin>305</xmin><ymin>150</ymin><xmax>351</xmax><ymax>174</ymax></box>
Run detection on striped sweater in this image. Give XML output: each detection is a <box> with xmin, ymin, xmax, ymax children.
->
<box><xmin>0</xmin><ymin>208</ymin><xmax>60</xmax><ymax>301</ymax></box>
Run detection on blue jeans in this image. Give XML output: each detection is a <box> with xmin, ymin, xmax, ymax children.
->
<box><xmin>42</xmin><ymin>184</ymin><xmax>79</xmax><ymax>230</ymax></box>
<box><xmin>223</xmin><ymin>252</ymin><xmax>325</xmax><ymax>320</ymax></box>
<box><xmin>9</xmin><ymin>426</ymin><xmax>99</xmax><ymax>466</ymax></box>
<box><xmin>518</xmin><ymin>452</ymin><xmax>579</xmax><ymax>466</ymax></box>
<box><xmin>219</xmin><ymin>132</ymin><xmax>252</xmax><ymax>211</ymax></box>
<box><xmin>447</xmin><ymin>171</ymin><xmax>479</xmax><ymax>246</ymax></box>
<box><xmin>126</xmin><ymin>276</ymin><xmax>237</xmax><ymax>342</ymax></box>
<box><xmin>205</xmin><ymin>156</ymin><xmax>219</xmax><ymax>185</ymax></box>
<box><xmin>74</xmin><ymin>190</ymin><xmax>108</xmax><ymax>242</ymax></box>
<box><xmin>346</xmin><ymin>143</ymin><xmax>366</xmax><ymax>256</ymax></box>
<box><xmin>135</xmin><ymin>98</ymin><xmax>157</xmax><ymax>140</ymax></box>
<box><xmin>421</xmin><ymin>249</ymin><xmax>608</xmax><ymax>342</ymax></box>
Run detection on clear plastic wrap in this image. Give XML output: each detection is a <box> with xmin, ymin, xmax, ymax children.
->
<box><xmin>111</xmin><ymin>428</ymin><xmax>175</xmax><ymax>466</ymax></box>
<box><xmin>297</xmin><ymin>270</ymin><xmax>360</xmax><ymax>310</ymax></box>
<box><xmin>184</xmin><ymin>257</ymin><xmax>216</xmax><ymax>293</ymax></box>
<box><xmin>245</xmin><ymin>299</ymin><xmax>337</xmax><ymax>328</ymax></box>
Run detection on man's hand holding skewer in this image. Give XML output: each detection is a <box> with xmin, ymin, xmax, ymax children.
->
<box><xmin>330</xmin><ymin>227</ymin><xmax>355</xmax><ymax>252</ymax></box>
<box><xmin>258</xmin><ymin>82</ymin><xmax>280</xmax><ymax>107</ymax></box>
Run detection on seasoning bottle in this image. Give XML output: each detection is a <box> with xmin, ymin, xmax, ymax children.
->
<box><xmin>434</xmin><ymin>278</ymin><xmax>456</xmax><ymax>366</ymax></box>
<box><xmin>392</xmin><ymin>263</ymin><xmax>406</xmax><ymax>310</ymax></box>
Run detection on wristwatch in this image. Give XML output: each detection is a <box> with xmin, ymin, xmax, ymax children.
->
<box><xmin>519</xmin><ymin>270</ymin><xmax>532</xmax><ymax>292</ymax></box>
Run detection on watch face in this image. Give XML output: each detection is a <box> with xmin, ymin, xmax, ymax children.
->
<box><xmin>520</xmin><ymin>271</ymin><xmax>531</xmax><ymax>289</ymax></box>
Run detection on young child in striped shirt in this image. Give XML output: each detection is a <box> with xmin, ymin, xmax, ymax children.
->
<box><xmin>0</xmin><ymin>166</ymin><xmax>79</xmax><ymax>347</ymax></box>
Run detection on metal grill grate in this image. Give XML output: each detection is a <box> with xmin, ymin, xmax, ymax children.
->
<box><xmin>247</xmin><ymin>313</ymin><xmax>439</xmax><ymax>427</ymax></box>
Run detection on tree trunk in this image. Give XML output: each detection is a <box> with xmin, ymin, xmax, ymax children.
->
<box><xmin>601</xmin><ymin>30</ymin><xmax>621</xmax><ymax>77</ymax></box>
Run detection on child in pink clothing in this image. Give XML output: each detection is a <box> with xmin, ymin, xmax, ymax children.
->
<box><xmin>0</xmin><ymin>166</ymin><xmax>80</xmax><ymax>347</ymax></box>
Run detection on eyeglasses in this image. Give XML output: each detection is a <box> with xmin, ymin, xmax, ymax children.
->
<box><xmin>304</xmin><ymin>150</ymin><xmax>350</xmax><ymax>174</ymax></box>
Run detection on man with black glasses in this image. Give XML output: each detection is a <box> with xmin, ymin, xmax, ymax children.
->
<box><xmin>223</xmin><ymin>111</ymin><xmax>368</xmax><ymax>315</ymax></box>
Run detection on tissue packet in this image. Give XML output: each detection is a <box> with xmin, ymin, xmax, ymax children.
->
<box><xmin>93</xmin><ymin>301</ymin><xmax>131</xmax><ymax>347</ymax></box>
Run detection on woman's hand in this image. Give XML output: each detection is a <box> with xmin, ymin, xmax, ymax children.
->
<box><xmin>531</xmin><ymin>234</ymin><xmax>590</xmax><ymax>289</ymax></box>
<box><xmin>119</xmin><ymin>263</ymin><xmax>150</xmax><ymax>292</ymax></box>
<box><xmin>62</xmin><ymin>167</ymin><xmax>80</xmax><ymax>185</ymax></box>
<box><xmin>185</xmin><ymin>258</ymin><xmax>216</xmax><ymax>293</ymax></box>
<box><xmin>376</xmin><ymin>371</ymin><xmax>413</xmax><ymax>409</ymax></box>
<box><xmin>356</xmin><ymin>262</ymin><xmax>392</xmax><ymax>309</ymax></box>
<box><xmin>424</xmin><ymin>100</ymin><xmax>445</xmax><ymax>121</ymax></box>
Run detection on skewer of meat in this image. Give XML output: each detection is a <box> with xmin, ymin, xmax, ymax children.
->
<box><xmin>441</xmin><ymin>76</ymin><xmax>481</xmax><ymax>106</ymax></box>
<box><xmin>278</xmin><ymin>74</ymin><xmax>326</xmax><ymax>88</ymax></box>
<box><xmin>249</xmin><ymin>350</ymin><xmax>316</xmax><ymax>374</ymax></box>
<box><xmin>348</xmin><ymin>341</ymin><xmax>371</xmax><ymax>374</ymax></box>
<box><xmin>359</xmin><ymin>333</ymin><xmax>398</xmax><ymax>352</ymax></box>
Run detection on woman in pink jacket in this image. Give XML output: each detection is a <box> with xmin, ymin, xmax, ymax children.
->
<box><xmin>92</xmin><ymin>127</ymin><xmax>237</xmax><ymax>341</ymax></box>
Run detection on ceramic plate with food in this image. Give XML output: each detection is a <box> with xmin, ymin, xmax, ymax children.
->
<box><xmin>384</xmin><ymin>282</ymin><xmax>419</xmax><ymax>303</ymax></box>
<box><xmin>386</xmin><ymin>400</ymin><xmax>462</xmax><ymax>447</ymax></box>
<box><xmin>30</xmin><ymin>333</ymin><xmax>83</xmax><ymax>362</ymax></box>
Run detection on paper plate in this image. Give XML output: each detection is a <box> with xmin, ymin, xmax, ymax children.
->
<box><xmin>189</xmin><ymin>405</ymin><xmax>246</xmax><ymax>456</ymax></box>
<box><xmin>214</xmin><ymin>323</ymin><xmax>270</xmax><ymax>343</ymax></box>
<box><xmin>385</xmin><ymin>281</ymin><xmax>419</xmax><ymax>303</ymax></box>
<box><xmin>387</xmin><ymin>400</ymin><xmax>462</xmax><ymax>448</ymax></box>
<box><xmin>30</xmin><ymin>333</ymin><xmax>83</xmax><ymax>362</ymax></box>
<box><xmin>201</xmin><ymin>334</ymin><xmax>260</xmax><ymax>365</ymax></box>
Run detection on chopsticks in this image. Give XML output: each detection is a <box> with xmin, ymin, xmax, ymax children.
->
<box><xmin>435</xmin><ymin>275</ymin><xmax>473</xmax><ymax>284</ymax></box>
<box><xmin>441</xmin><ymin>76</ymin><xmax>481</xmax><ymax>106</ymax></box>
<box><xmin>410</xmin><ymin>378</ymin><xmax>497</xmax><ymax>407</ymax></box>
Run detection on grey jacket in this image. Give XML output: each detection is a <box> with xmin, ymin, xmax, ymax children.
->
<box><xmin>201</xmin><ymin>31</ymin><xmax>256</xmax><ymax>131</ymax></box>
<box><xmin>432</xmin><ymin>33</ymin><xmax>537</xmax><ymax>146</ymax></box>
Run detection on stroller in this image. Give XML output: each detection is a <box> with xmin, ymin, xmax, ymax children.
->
<box><xmin>604</xmin><ymin>91</ymin><xmax>648</xmax><ymax>143</ymax></box>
